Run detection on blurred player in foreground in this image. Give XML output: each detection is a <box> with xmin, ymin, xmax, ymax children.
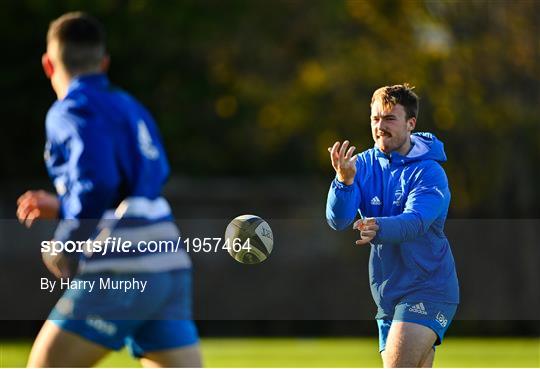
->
<box><xmin>16</xmin><ymin>12</ymin><xmax>202</xmax><ymax>367</ymax></box>
<box><xmin>326</xmin><ymin>84</ymin><xmax>459</xmax><ymax>367</ymax></box>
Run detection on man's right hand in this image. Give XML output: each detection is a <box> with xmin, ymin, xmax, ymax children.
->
<box><xmin>16</xmin><ymin>190</ymin><xmax>59</xmax><ymax>228</ymax></box>
<box><xmin>328</xmin><ymin>140</ymin><xmax>357</xmax><ymax>185</ymax></box>
<box><xmin>42</xmin><ymin>251</ymin><xmax>78</xmax><ymax>279</ymax></box>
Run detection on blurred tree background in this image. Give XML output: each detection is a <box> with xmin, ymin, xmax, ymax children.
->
<box><xmin>1</xmin><ymin>0</ymin><xmax>539</xmax><ymax>217</ymax></box>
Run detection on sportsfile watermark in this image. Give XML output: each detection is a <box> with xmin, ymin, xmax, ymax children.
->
<box><xmin>41</xmin><ymin>237</ymin><xmax>252</xmax><ymax>256</ymax></box>
<box><xmin>0</xmin><ymin>218</ymin><xmax>538</xmax><ymax>320</ymax></box>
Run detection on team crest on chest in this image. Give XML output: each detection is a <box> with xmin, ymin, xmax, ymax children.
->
<box><xmin>392</xmin><ymin>189</ymin><xmax>403</xmax><ymax>206</ymax></box>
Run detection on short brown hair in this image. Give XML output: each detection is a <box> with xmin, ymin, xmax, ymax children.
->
<box><xmin>47</xmin><ymin>12</ymin><xmax>106</xmax><ymax>75</ymax></box>
<box><xmin>371</xmin><ymin>83</ymin><xmax>419</xmax><ymax>120</ymax></box>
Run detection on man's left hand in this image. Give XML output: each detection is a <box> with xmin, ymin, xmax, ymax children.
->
<box><xmin>353</xmin><ymin>217</ymin><xmax>379</xmax><ymax>245</ymax></box>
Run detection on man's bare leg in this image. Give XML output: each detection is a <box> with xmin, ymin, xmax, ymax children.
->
<box><xmin>27</xmin><ymin>320</ymin><xmax>109</xmax><ymax>367</ymax></box>
<box><xmin>420</xmin><ymin>348</ymin><xmax>435</xmax><ymax>367</ymax></box>
<box><xmin>382</xmin><ymin>321</ymin><xmax>437</xmax><ymax>368</ymax></box>
<box><xmin>139</xmin><ymin>343</ymin><xmax>202</xmax><ymax>368</ymax></box>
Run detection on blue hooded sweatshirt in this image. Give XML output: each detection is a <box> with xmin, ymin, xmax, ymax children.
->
<box><xmin>326</xmin><ymin>132</ymin><xmax>459</xmax><ymax>319</ymax></box>
<box><xmin>44</xmin><ymin>74</ymin><xmax>191</xmax><ymax>273</ymax></box>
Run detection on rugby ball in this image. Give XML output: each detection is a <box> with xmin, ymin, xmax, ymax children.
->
<box><xmin>225</xmin><ymin>215</ymin><xmax>273</xmax><ymax>264</ymax></box>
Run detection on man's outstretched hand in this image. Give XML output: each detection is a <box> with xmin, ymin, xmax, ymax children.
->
<box><xmin>16</xmin><ymin>190</ymin><xmax>59</xmax><ymax>228</ymax></box>
<box><xmin>328</xmin><ymin>140</ymin><xmax>357</xmax><ymax>185</ymax></box>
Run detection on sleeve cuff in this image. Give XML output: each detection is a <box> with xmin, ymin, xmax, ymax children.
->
<box><xmin>333</xmin><ymin>177</ymin><xmax>355</xmax><ymax>191</ymax></box>
<box><xmin>371</xmin><ymin>217</ymin><xmax>383</xmax><ymax>244</ymax></box>
<box><xmin>373</xmin><ymin>216</ymin><xmax>398</xmax><ymax>244</ymax></box>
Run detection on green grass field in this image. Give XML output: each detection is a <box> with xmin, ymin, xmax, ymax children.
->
<box><xmin>1</xmin><ymin>337</ymin><xmax>538</xmax><ymax>367</ymax></box>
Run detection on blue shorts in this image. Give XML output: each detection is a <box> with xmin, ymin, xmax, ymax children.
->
<box><xmin>49</xmin><ymin>269</ymin><xmax>198</xmax><ymax>357</ymax></box>
<box><xmin>377</xmin><ymin>301</ymin><xmax>457</xmax><ymax>353</ymax></box>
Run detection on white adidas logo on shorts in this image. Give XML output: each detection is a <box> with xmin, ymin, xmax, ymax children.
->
<box><xmin>408</xmin><ymin>302</ymin><xmax>428</xmax><ymax>315</ymax></box>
